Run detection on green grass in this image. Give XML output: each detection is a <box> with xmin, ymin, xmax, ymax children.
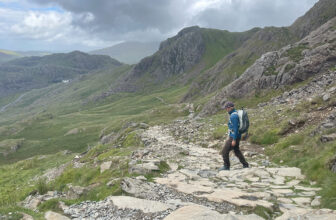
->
<box><xmin>0</xmin><ymin>206</ymin><xmax>43</xmax><ymax>220</ymax></box>
<box><xmin>212</xmin><ymin>126</ymin><xmax>228</xmax><ymax>140</ymax></box>
<box><xmin>0</xmin><ymin>152</ymin><xmax>73</xmax><ymax>207</ymax></box>
<box><xmin>0</xmin><ymin>81</ymin><xmax>189</xmax><ymax>164</ymax></box>
<box><xmin>144</xmin><ymin>161</ymin><xmax>170</xmax><ymax>182</ymax></box>
<box><xmin>285</xmin><ymin>44</ymin><xmax>308</xmax><ymax>62</ymax></box>
<box><xmin>264</xmin><ymin>65</ymin><xmax>278</xmax><ymax>76</ymax></box>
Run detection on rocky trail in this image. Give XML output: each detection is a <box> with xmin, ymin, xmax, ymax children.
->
<box><xmin>60</xmin><ymin>118</ymin><xmax>335</xmax><ymax>220</ymax></box>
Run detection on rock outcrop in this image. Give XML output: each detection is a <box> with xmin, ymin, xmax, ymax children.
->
<box><xmin>202</xmin><ymin>17</ymin><xmax>336</xmax><ymax>115</ymax></box>
<box><xmin>110</xmin><ymin>26</ymin><xmax>206</xmax><ymax>93</ymax></box>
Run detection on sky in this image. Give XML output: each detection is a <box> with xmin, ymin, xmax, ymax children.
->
<box><xmin>0</xmin><ymin>0</ymin><xmax>319</xmax><ymax>52</ymax></box>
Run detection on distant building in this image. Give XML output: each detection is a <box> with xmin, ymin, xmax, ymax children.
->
<box><xmin>62</xmin><ymin>80</ymin><xmax>70</xmax><ymax>83</ymax></box>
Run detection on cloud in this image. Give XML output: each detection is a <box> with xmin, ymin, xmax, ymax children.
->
<box><xmin>194</xmin><ymin>0</ymin><xmax>319</xmax><ymax>31</ymax></box>
<box><xmin>0</xmin><ymin>6</ymin><xmax>116</xmax><ymax>51</ymax></box>
<box><xmin>29</xmin><ymin>0</ymin><xmax>319</xmax><ymax>38</ymax></box>
<box><xmin>0</xmin><ymin>0</ymin><xmax>320</xmax><ymax>51</ymax></box>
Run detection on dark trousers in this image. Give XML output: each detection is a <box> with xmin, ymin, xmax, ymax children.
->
<box><xmin>221</xmin><ymin>137</ymin><xmax>248</xmax><ymax>168</ymax></box>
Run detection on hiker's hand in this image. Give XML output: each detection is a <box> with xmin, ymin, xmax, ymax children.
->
<box><xmin>232</xmin><ymin>140</ymin><xmax>236</xmax><ymax>147</ymax></box>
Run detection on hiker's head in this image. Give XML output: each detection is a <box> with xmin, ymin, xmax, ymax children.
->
<box><xmin>223</xmin><ymin>101</ymin><xmax>235</xmax><ymax>112</ymax></box>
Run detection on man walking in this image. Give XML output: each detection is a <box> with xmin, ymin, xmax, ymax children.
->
<box><xmin>219</xmin><ymin>101</ymin><xmax>249</xmax><ymax>171</ymax></box>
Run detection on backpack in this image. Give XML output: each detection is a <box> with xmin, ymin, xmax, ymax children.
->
<box><xmin>237</xmin><ymin>109</ymin><xmax>249</xmax><ymax>134</ymax></box>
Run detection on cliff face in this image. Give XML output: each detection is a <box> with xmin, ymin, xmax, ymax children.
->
<box><xmin>183</xmin><ymin>0</ymin><xmax>336</xmax><ymax>101</ymax></box>
<box><xmin>110</xmin><ymin>26</ymin><xmax>206</xmax><ymax>93</ymax></box>
<box><xmin>202</xmin><ymin>17</ymin><xmax>336</xmax><ymax>115</ymax></box>
<box><xmin>182</xmin><ymin>27</ymin><xmax>297</xmax><ymax>101</ymax></box>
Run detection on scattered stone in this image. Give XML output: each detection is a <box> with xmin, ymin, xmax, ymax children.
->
<box><xmin>100</xmin><ymin>161</ymin><xmax>112</xmax><ymax>173</ymax></box>
<box><xmin>129</xmin><ymin>162</ymin><xmax>160</xmax><ymax>174</ymax></box>
<box><xmin>38</xmin><ymin>163</ymin><xmax>68</xmax><ymax>183</ymax></box>
<box><xmin>328</xmin><ymin>156</ymin><xmax>336</xmax><ymax>173</ymax></box>
<box><xmin>22</xmin><ymin>196</ymin><xmax>41</xmax><ymax>210</ymax></box>
<box><xmin>320</xmin><ymin>133</ymin><xmax>336</xmax><ymax>142</ymax></box>
<box><xmin>311</xmin><ymin>196</ymin><xmax>321</xmax><ymax>207</ymax></box>
<box><xmin>121</xmin><ymin>177</ymin><xmax>156</xmax><ymax>198</ymax></box>
<box><xmin>322</xmin><ymin>93</ymin><xmax>330</xmax><ymax>102</ymax></box>
<box><xmin>20</xmin><ymin>213</ymin><xmax>34</xmax><ymax>220</ymax></box>
<box><xmin>45</xmin><ymin>211</ymin><xmax>70</xmax><ymax>220</ymax></box>
<box><xmin>106</xmin><ymin>178</ymin><xmax>121</xmax><ymax>187</ymax></box>
<box><xmin>66</xmin><ymin>184</ymin><xmax>87</xmax><ymax>199</ymax></box>
<box><xmin>109</xmin><ymin>196</ymin><xmax>174</xmax><ymax>213</ymax></box>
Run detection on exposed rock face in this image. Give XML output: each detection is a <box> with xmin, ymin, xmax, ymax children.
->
<box><xmin>110</xmin><ymin>26</ymin><xmax>206</xmax><ymax>93</ymax></box>
<box><xmin>289</xmin><ymin>0</ymin><xmax>336</xmax><ymax>38</ymax></box>
<box><xmin>202</xmin><ymin>17</ymin><xmax>336</xmax><ymax>115</ymax></box>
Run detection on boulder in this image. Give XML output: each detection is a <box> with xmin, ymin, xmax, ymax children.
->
<box><xmin>22</xmin><ymin>196</ymin><xmax>41</xmax><ymax>210</ymax></box>
<box><xmin>311</xmin><ymin>196</ymin><xmax>321</xmax><ymax>207</ymax></box>
<box><xmin>66</xmin><ymin>184</ymin><xmax>87</xmax><ymax>199</ymax></box>
<box><xmin>121</xmin><ymin>177</ymin><xmax>156</xmax><ymax>198</ymax></box>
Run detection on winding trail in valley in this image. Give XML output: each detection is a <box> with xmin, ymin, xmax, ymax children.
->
<box><xmin>0</xmin><ymin>93</ymin><xmax>26</xmax><ymax>113</ymax></box>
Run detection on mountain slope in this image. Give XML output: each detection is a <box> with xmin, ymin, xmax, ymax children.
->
<box><xmin>202</xmin><ymin>16</ymin><xmax>336</xmax><ymax>115</ymax></box>
<box><xmin>90</xmin><ymin>41</ymin><xmax>159</xmax><ymax>64</ymax></box>
<box><xmin>0</xmin><ymin>51</ymin><xmax>122</xmax><ymax>97</ymax></box>
<box><xmin>0</xmin><ymin>50</ymin><xmax>20</xmax><ymax>64</ymax></box>
<box><xmin>290</xmin><ymin>0</ymin><xmax>336</xmax><ymax>38</ymax></box>
<box><xmin>109</xmin><ymin>26</ymin><xmax>258</xmax><ymax>94</ymax></box>
<box><xmin>0</xmin><ymin>49</ymin><xmax>50</xmax><ymax>64</ymax></box>
<box><xmin>182</xmin><ymin>0</ymin><xmax>336</xmax><ymax>101</ymax></box>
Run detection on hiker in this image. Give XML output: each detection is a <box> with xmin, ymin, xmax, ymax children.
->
<box><xmin>219</xmin><ymin>101</ymin><xmax>249</xmax><ymax>171</ymax></box>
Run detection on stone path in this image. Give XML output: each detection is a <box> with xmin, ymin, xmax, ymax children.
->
<box><xmin>63</xmin><ymin>119</ymin><xmax>336</xmax><ymax>219</ymax></box>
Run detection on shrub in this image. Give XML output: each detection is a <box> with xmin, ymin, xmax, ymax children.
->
<box><xmin>36</xmin><ymin>178</ymin><xmax>48</xmax><ymax>195</ymax></box>
<box><xmin>250</xmin><ymin>130</ymin><xmax>279</xmax><ymax>145</ymax></box>
<box><xmin>38</xmin><ymin>199</ymin><xmax>61</xmax><ymax>212</ymax></box>
<box><xmin>213</xmin><ymin>126</ymin><xmax>227</xmax><ymax>140</ymax></box>
<box><xmin>286</xmin><ymin>44</ymin><xmax>308</xmax><ymax>62</ymax></box>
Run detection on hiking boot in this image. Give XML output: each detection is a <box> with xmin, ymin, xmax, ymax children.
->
<box><xmin>218</xmin><ymin>166</ymin><xmax>230</xmax><ymax>171</ymax></box>
<box><xmin>243</xmin><ymin>164</ymin><xmax>249</xmax><ymax>168</ymax></box>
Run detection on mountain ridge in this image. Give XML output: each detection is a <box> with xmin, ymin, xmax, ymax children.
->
<box><xmin>90</xmin><ymin>41</ymin><xmax>159</xmax><ymax>64</ymax></box>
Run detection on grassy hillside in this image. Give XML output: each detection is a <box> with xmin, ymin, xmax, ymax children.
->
<box><xmin>0</xmin><ymin>51</ymin><xmax>122</xmax><ymax>98</ymax></box>
<box><xmin>0</xmin><ymin>63</ymin><xmax>190</xmax><ymax>164</ymax></box>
